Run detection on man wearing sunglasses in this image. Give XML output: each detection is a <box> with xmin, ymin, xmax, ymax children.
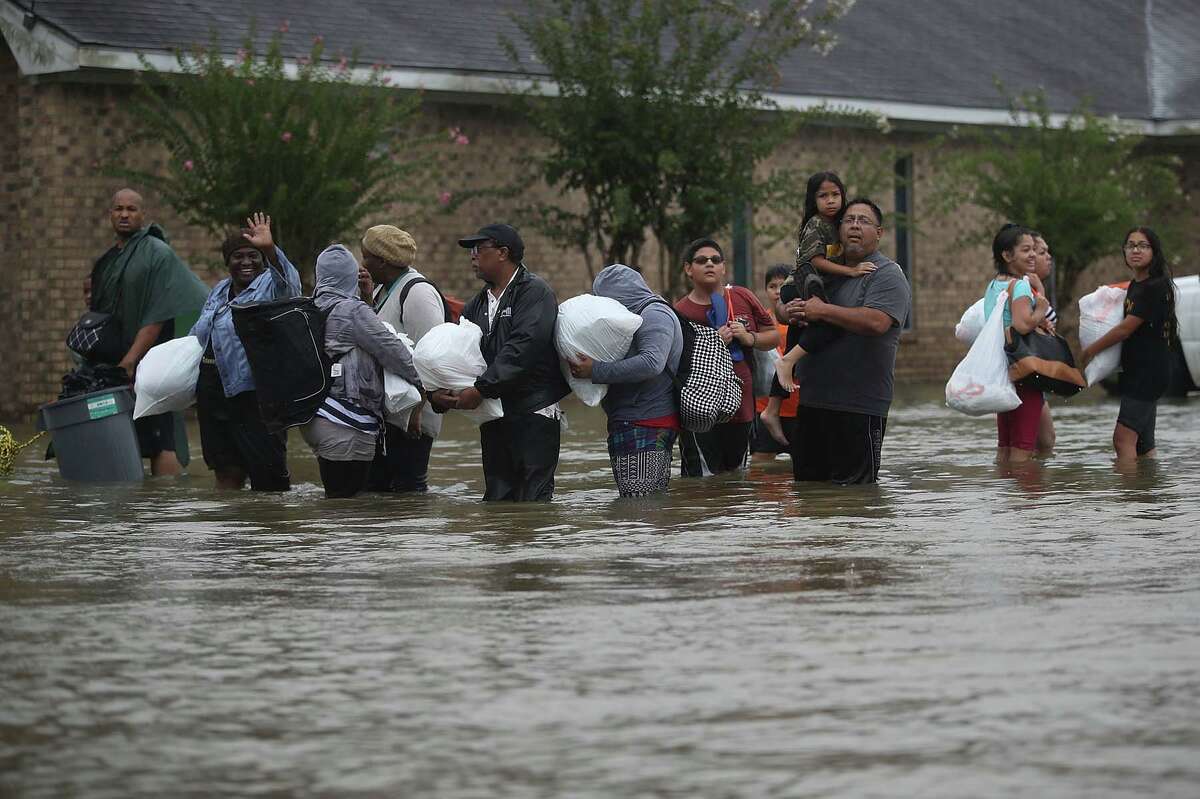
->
<box><xmin>430</xmin><ymin>223</ymin><xmax>569</xmax><ymax>501</ymax></box>
<box><xmin>780</xmin><ymin>199</ymin><xmax>911</xmax><ymax>485</ymax></box>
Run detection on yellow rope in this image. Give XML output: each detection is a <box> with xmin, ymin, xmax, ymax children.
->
<box><xmin>0</xmin><ymin>426</ymin><xmax>45</xmax><ymax>476</ymax></box>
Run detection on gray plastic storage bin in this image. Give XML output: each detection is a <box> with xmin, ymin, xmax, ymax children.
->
<box><xmin>38</xmin><ymin>386</ymin><xmax>144</xmax><ymax>482</ymax></box>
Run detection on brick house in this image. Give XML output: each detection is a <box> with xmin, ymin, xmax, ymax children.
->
<box><xmin>2</xmin><ymin>0</ymin><xmax>1198</xmax><ymax>417</ymax></box>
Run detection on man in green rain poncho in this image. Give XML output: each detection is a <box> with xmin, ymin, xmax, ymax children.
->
<box><xmin>84</xmin><ymin>188</ymin><xmax>208</xmax><ymax>475</ymax></box>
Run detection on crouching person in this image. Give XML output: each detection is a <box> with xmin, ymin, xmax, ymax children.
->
<box><xmin>190</xmin><ymin>213</ymin><xmax>301</xmax><ymax>490</ymax></box>
<box><xmin>301</xmin><ymin>244</ymin><xmax>422</xmax><ymax>498</ymax></box>
<box><xmin>570</xmin><ymin>264</ymin><xmax>683</xmax><ymax>497</ymax></box>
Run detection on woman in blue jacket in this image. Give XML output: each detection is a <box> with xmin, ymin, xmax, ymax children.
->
<box><xmin>190</xmin><ymin>213</ymin><xmax>302</xmax><ymax>490</ymax></box>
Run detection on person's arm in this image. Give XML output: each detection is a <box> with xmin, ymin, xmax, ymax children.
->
<box><xmin>812</xmin><ymin>253</ymin><xmax>876</xmax><ymax>279</ymax></box>
<box><xmin>1081</xmin><ymin>314</ymin><xmax>1143</xmax><ymax>365</ymax></box>
<box><xmin>1009</xmin><ymin>292</ymin><xmax>1049</xmax><ymax>335</ymax></box>
<box><xmin>350</xmin><ymin>304</ymin><xmax>421</xmax><ymax>387</ymax></box>
<box><xmin>802</xmin><ymin>299</ymin><xmax>893</xmax><ymax>336</ymax></box>
<box><xmin>118</xmin><ymin>322</ymin><xmax>166</xmax><ymax>377</ymax></box>
<box><xmin>586</xmin><ymin>310</ymin><xmax>675</xmax><ymax>384</ymax></box>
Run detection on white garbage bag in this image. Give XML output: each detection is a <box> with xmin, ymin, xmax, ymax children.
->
<box><xmin>133</xmin><ymin>335</ymin><xmax>204</xmax><ymax>419</ymax></box>
<box><xmin>379</xmin><ymin>321</ymin><xmax>422</xmax><ymax>425</ymax></box>
<box><xmin>1078</xmin><ymin>285</ymin><xmax>1128</xmax><ymax>386</ymax></box>
<box><xmin>554</xmin><ymin>294</ymin><xmax>643</xmax><ymax>406</ymax></box>
<box><xmin>955</xmin><ymin>297</ymin><xmax>986</xmax><ymax>344</ymax></box>
<box><xmin>412</xmin><ymin>318</ymin><xmax>504</xmax><ymax>425</ymax></box>
<box><xmin>945</xmin><ymin>290</ymin><xmax>1021</xmax><ymax>416</ymax></box>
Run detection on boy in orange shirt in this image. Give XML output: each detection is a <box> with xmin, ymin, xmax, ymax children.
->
<box><xmin>752</xmin><ymin>265</ymin><xmax>801</xmax><ymax>459</ymax></box>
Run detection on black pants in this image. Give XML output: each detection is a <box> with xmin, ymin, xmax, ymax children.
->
<box><xmin>479</xmin><ymin>413</ymin><xmax>560</xmax><ymax>501</ymax></box>
<box><xmin>678</xmin><ymin>421</ymin><xmax>752</xmax><ymax>476</ymax></box>
<box><xmin>368</xmin><ymin>424</ymin><xmax>434</xmax><ymax>492</ymax></box>
<box><xmin>791</xmin><ymin>405</ymin><xmax>886</xmax><ymax>484</ymax></box>
<box><xmin>196</xmin><ymin>365</ymin><xmax>289</xmax><ymax>491</ymax></box>
<box><xmin>317</xmin><ymin>457</ymin><xmax>372</xmax><ymax>498</ymax></box>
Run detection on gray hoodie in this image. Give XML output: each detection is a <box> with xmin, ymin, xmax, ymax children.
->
<box><xmin>313</xmin><ymin>244</ymin><xmax>421</xmax><ymax>415</ymax></box>
<box><xmin>590</xmin><ymin>264</ymin><xmax>683</xmax><ymax>423</ymax></box>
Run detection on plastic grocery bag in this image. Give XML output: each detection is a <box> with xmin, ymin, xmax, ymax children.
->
<box><xmin>133</xmin><ymin>336</ymin><xmax>203</xmax><ymax>419</ymax></box>
<box><xmin>1078</xmin><ymin>285</ymin><xmax>1127</xmax><ymax>386</ymax></box>
<box><xmin>955</xmin><ymin>298</ymin><xmax>986</xmax><ymax>344</ymax></box>
<box><xmin>379</xmin><ymin>322</ymin><xmax>422</xmax><ymax>425</ymax></box>
<box><xmin>412</xmin><ymin>318</ymin><xmax>503</xmax><ymax>425</ymax></box>
<box><xmin>945</xmin><ymin>290</ymin><xmax>1021</xmax><ymax>415</ymax></box>
<box><xmin>555</xmin><ymin>295</ymin><xmax>643</xmax><ymax>406</ymax></box>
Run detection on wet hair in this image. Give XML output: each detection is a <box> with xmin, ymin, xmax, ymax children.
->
<box><xmin>839</xmin><ymin>197</ymin><xmax>884</xmax><ymax>228</ymax></box>
<box><xmin>992</xmin><ymin>223</ymin><xmax>1035</xmax><ymax>275</ymax></box>
<box><xmin>765</xmin><ymin>263</ymin><xmax>790</xmax><ymax>285</ymax></box>
<box><xmin>683</xmin><ymin>237</ymin><xmax>724</xmax><ymax>265</ymax></box>
<box><xmin>1124</xmin><ymin>226</ymin><xmax>1178</xmax><ymax>342</ymax></box>
<box><xmin>802</xmin><ymin>171</ymin><xmax>847</xmax><ymax>229</ymax></box>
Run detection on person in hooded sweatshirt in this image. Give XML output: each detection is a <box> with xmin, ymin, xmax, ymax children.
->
<box><xmin>569</xmin><ymin>264</ymin><xmax>685</xmax><ymax>497</ymax></box>
<box><xmin>301</xmin><ymin>244</ymin><xmax>423</xmax><ymax>498</ymax></box>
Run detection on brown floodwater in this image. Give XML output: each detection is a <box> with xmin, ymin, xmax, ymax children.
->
<box><xmin>2</xmin><ymin>385</ymin><xmax>1198</xmax><ymax>797</ymax></box>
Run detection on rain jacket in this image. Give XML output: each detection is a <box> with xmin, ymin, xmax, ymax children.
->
<box><xmin>461</xmin><ymin>264</ymin><xmax>570</xmax><ymax>415</ymax></box>
<box><xmin>590</xmin><ymin>264</ymin><xmax>683</xmax><ymax>422</ymax></box>
<box><xmin>312</xmin><ymin>245</ymin><xmax>421</xmax><ymax>417</ymax></box>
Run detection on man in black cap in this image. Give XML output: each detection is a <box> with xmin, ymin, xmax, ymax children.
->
<box><xmin>429</xmin><ymin>223</ymin><xmax>570</xmax><ymax>501</ymax></box>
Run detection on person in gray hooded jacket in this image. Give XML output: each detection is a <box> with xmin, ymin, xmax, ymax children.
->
<box><xmin>301</xmin><ymin>244</ymin><xmax>422</xmax><ymax>498</ymax></box>
<box><xmin>569</xmin><ymin>264</ymin><xmax>684</xmax><ymax>497</ymax></box>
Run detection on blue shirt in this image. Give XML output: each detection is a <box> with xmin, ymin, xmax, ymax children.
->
<box><xmin>984</xmin><ymin>277</ymin><xmax>1034</xmax><ymax>329</ymax></box>
<box><xmin>189</xmin><ymin>247</ymin><xmax>302</xmax><ymax>397</ymax></box>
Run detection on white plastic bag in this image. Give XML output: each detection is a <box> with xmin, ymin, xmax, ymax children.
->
<box><xmin>555</xmin><ymin>295</ymin><xmax>644</xmax><ymax>406</ymax></box>
<box><xmin>379</xmin><ymin>322</ymin><xmax>422</xmax><ymax>425</ymax></box>
<box><xmin>133</xmin><ymin>336</ymin><xmax>203</xmax><ymax>419</ymax></box>
<box><xmin>412</xmin><ymin>318</ymin><xmax>504</xmax><ymax>425</ymax></box>
<box><xmin>1078</xmin><ymin>285</ymin><xmax>1128</xmax><ymax>386</ymax></box>
<box><xmin>945</xmin><ymin>290</ymin><xmax>1021</xmax><ymax>416</ymax></box>
<box><xmin>955</xmin><ymin>298</ymin><xmax>986</xmax><ymax>344</ymax></box>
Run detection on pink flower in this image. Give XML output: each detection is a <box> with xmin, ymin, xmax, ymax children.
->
<box><xmin>438</xmin><ymin>191</ymin><xmax>452</xmax><ymax>206</ymax></box>
<box><xmin>278</xmin><ymin>19</ymin><xmax>290</xmax><ymax>33</ymax></box>
<box><xmin>338</xmin><ymin>56</ymin><xmax>349</xmax><ymax>71</ymax></box>
<box><xmin>183</xmin><ymin>159</ymin><xmax>194</xmax><ymax>171</ymax></box>
<box><xmin>313</xmin><ymin>35</ymin><xmax>324</xmax><ymax>45</ymax></box>
<box><xmin>380</xmin><ymin>76</ymin><xmax>391</xmax><ymax>85</ymax></box>
<box><xmin>371</xmin><ymin>62</ymin><xmax>383</xmax><ymax>71</ymax></box>
<box><xmin>448</xmin><ymin>126</ymin><xmax>461</xmax><ymax>140</ymax></box>
<box><xmin>455</xmin><ymin>134</ymin><xmax>470</xmax><ymax>146</ymax></box>
<box><xmin>281</xmin><ymin>131</ymin><xmax>293</xmax><ymax>143</ymax></box>
<box><xmin>245</xmin><ymin>79</ymin><xmax>255</xmax><ymax>86</ymax></box>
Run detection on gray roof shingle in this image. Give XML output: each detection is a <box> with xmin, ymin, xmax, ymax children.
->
<box><xmin>13</xmin><ymin>0</ymin><xmax>1200</xmax><ymax>122</ymax></box>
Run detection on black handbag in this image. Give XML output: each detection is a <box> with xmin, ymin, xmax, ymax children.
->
<box><xmin>67</xmin><ymin>250</ymin><xmax>130</xmax><ymax>365</ymax></box>
<box><xmin>1002</xmin><ymin>280</ymin><xmax>1085</xmax><ymax>397</ymax></box>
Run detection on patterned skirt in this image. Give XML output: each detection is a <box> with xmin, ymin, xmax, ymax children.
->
<box><xmin>607</xmin><ymin>421</ymin><xmax>678</xmax><ymax>497</ymax></box>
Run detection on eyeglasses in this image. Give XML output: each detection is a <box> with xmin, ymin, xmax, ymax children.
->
<box><xmin>1123</xmin><ymin>242</ymin><xmax>1153</xmax><ymax>252</ymax></box>
<box><xmin>840</xmin><ymin>214</ymin><xmax>879</xmax><ymax>227</ymax></box>
<box><xmin>471</xmin><ymin>243</ymin><xmax>502</xmax><ymax>256</ymax></box>
<box><xmin>691</xmin><ymin>254</ymin><xmax>725</xmax><ymax>265</ymax></box>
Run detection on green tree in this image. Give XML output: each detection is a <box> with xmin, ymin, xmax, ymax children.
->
<box><xmin>112</xmin><ymin>31</ymin><xmax>431</xmax><ymax>282</ymax></box>
<box><xmin>499</xmin><ymin>0</ymin><xmax>854</xmax><ymax>293</ymax></box>
<box><xmin>936</xmin><ymin>90</ymin><xmax>1183</xmax><ymax>309</ymax></box>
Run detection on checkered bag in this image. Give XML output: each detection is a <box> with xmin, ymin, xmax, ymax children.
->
<box><xmin>66</xmin><ymin>310</ymin><xmax>125</xmax><ymax>364</ymax></box>
<box><xmin>672</xmin><ymin>315</ymin><xmax>742</xmax><ymax>433</ymax></box>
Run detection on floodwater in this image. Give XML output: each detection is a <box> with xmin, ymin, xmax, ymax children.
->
<box><xmin>2</xmin><ymin>385</ymin><xmax>1198</xmax><ymax>798</ymax></box>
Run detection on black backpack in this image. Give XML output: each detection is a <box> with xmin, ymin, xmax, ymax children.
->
<box><xmin>232</xmin><ymin>297</ymin><xmax>336</xmax><ymax>434</ymax></box>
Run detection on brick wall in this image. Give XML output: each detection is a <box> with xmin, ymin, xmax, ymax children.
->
<box><xmin>2</xmin><ymin>45</ymin><xmax>1197</xmax><ymax>417</ymax></box>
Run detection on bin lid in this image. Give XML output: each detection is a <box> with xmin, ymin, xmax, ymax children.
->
<box><xmin>38</xmin><ymin>386</ymin><xmax>136</xmax><ymax>431</ymax></box>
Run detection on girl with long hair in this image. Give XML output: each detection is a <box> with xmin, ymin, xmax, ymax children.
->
<box><xmin>1080</xmin><ymin>227</ymin><xmax>1179</xmax><ymax>459</ymax></box>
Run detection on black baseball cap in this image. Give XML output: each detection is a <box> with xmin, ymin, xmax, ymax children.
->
<box><xmin>457</xmin><ymin>223</ymin><xmax>524</xmax><ymax>263</ymax></box>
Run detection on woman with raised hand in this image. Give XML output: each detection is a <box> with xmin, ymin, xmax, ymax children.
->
<box><xmin>190</xmin><ymin>213</ymin><xmax>302</xmax><ymax>490</ymax></box>
<box><xmin>1080</xmin><ymin>227</ymin><xmax>1179</xmax><ymax>460</ymax></box>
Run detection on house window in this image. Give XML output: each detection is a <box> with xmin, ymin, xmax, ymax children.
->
<box><xmin>893</xmin><ymin>155</ymin><xmax>914</xmax><ymax>330</ymax></box>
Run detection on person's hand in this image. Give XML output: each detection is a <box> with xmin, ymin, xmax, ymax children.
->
<box><xmin>428</xmin><ymin>389</ymin><xmax>457</xmax><ymax>412</ymax></box>
<box><xmin>1080</xmin><ymin>347</ymin><xmax>1094</xmax><ymax>368</ymax></box>
<box><xmin>243</xmin><ymin>212</ymin><xmax>274</xmax><ymax>252</ymax></box>
<box><xmin>783</xmin><ymin>299</ymin><xmax>805</xmax><ymax>325</ymax></box>
<box><xmin>117</xmin><ymin>357</ymin><xmax>136</xmax><ymax>382</ymax></box>
<box><xmin>717</xmin><ymin>323</ymin><xmax>735</xmax><ymax>344</ymax></box>
<box><xmin>799</xmin><ymin>295</ymin><xmax>828</xmax><ymax>324</ymax></box>
<box><xmin>569</xmin><ymin>354</ymin><xmax>594</xmax><ymax>379</ymax></box>
<box><xmin>727</xmin><ymin>320</ymin><xmax>753</xmax><ymax>345</ymax></box>
<box><xmin>851</xmin><ymin>262</ymin><xmax>878</xmax><ymax>277</ymax></box>
<box><xmin>357</xmin><ymin>265</ymin><xmax>374</xmax><ymax>301</ymax></box>
<box><xmin>1039</xmin><ymin>317</ymin><xmax>1056</xmax><ymax>334</ymax></box>
<box><xmin>406</xmin><ymin>403</ymin><xmax>423</xmax><ymax>438</ymax></box>
<box><xmin>455</xmin><ymin>386</ymin><xmax>483</xmax><ymax>410</ymax></box>
<box><xmin>1028</xmin><ymin>273</ymin><xmax>1046</xmax><ymax>295</ymax></box>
